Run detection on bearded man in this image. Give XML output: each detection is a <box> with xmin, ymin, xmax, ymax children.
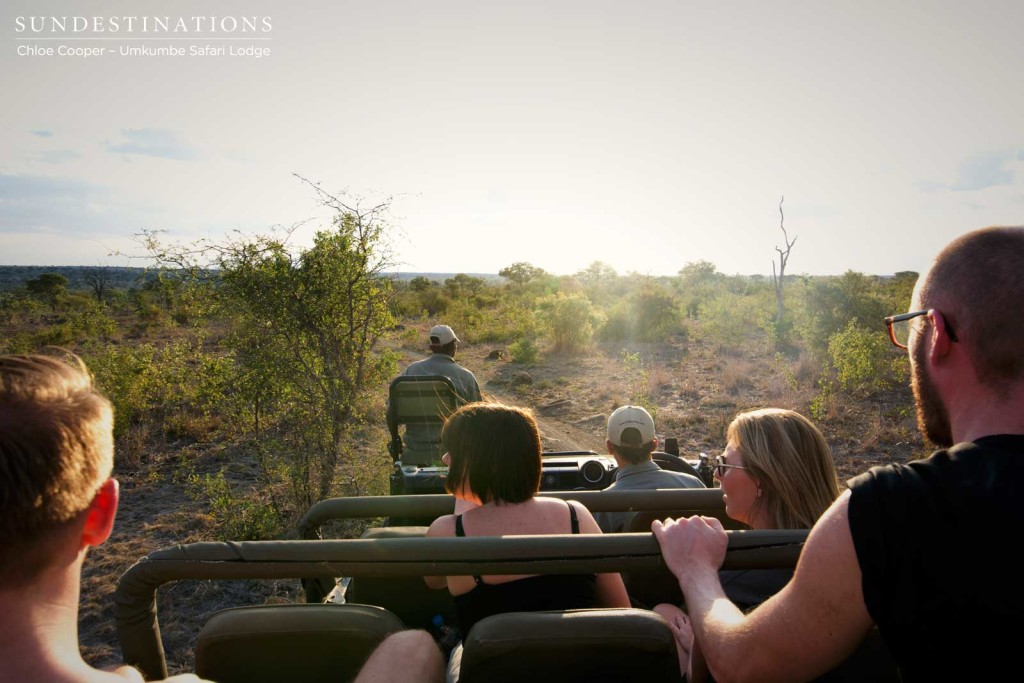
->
<box><xmin>653</xmin><ymin>226</ymin><xmax>1024</xmax><ymax>682</ymax></box>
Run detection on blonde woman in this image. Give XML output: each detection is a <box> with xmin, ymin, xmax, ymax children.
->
<box><xmin>654</xmin><ymin>408</ymin><xmax>841</xmax><ymax>681</ymax></box>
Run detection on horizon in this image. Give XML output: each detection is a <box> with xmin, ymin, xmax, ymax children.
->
<box><xmin>0</xmin><ymin>263</ymin><xmax>916</xmax><ymax>279</ymax></box>
<box><xmin>3</xmin><ymin>1</ymin><xmax>1021</xmax><ymax>278</ymax></box>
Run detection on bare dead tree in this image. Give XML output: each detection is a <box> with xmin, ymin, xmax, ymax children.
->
<box><xmin>770</xmin><ymin>196</ymin><xmax>797</xmax><ymax>323</ymax></box>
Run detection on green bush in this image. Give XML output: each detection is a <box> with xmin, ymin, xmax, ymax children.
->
<box><xmin>598</xmin><ymin>303</ymin><xmax>632</xmax><ymax>342</ymax></box>
<box><xmin>826</xmin><ymin>320</ymin><xmax>898</xmax><ymax>395</ymax></box>
<box><xmin>631</xmin><ymin>285</ymin><xmax>682</xmax><ymax>342</ymax></box>
<box><xmin>698</xmin><ymin>290</ymin><xmax>771</xmax><ymax>353</ymax></box>
<box><xmin>187</xmin><ymin>470</ymin><xmax>282</xmax><ymax>540</ymax></box>
<box><xmin>2</xmin><ymin>299</ymin><xmax>119</xmax><ymax>353</ymax></box>
<box><xmin>536</xmin><ymin>293</ymin><xmax>602</xmax><ymax>353</ymax></box>
<box><xmin>444</xmin><ymin>298</ymin><xmax>534</xmax><ymax>343</ymax></box>
<box><xmin>87</xmin><ymin>339</ymin><xmax>233</xmax><ymax>438</ymax></box>
<box><xmin>508</xmin><ymin>337</ymin><xmax>539</xmax><ymax>364</ymax></box>
<box><xmin>796</xmin><ymin>271</ymin><xmax>889</xmax><ymax>355</ymax></box>
<box><xmin>598</xmin><ymin>285</ymin><xmax>683</xmax><ymax>343</ymax></box>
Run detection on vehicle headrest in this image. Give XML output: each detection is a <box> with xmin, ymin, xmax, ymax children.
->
<box><xmin>194</xmin><ymin>603</ymin><xmax>405</xmax><ymax>683</ymax></box>
<box><xmin>458</xmin><ymin>608</ymin><xmax>679</xmax><ymax>683</ymax></box>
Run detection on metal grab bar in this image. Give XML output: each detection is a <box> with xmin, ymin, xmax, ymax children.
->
<box><xmin>114</xmin><ymin>529</ymin><xmax>806</xmax><ymax>680</ymax></box>
<box><xmin>298</xmin><ymin>489</ymin><xmax>728</xmax><ymax>539</ymax></box>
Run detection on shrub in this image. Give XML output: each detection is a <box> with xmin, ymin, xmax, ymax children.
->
<box><xmin>187</xmin><ymin>470</ymin><xmax>282</xmax><ymax>540</ymax></box>
<box><xmin>826</xmin><ymin>319</ymin><xmax>898</xmax><ymax>395</ymax></box>
<box><xmin>631</xmin><ymin>285</ymin><xmax>682</xmax><ymax>341</ymax></box>
<box><xmin>597</xmin><ymin>303</ymin><xmax>632</xmax><ymax>342</ymax></box>
<box><xmin>698</xmin><ymin>290</ymin><xmax>771</xmax><ymax>354</ymax></box>
<box><xmin>446</xmin><ymin>299</ymin><xmax>534</xmax><ymax>343</ymax></box>
<box><xmin>796</xmin><ymin>271</ymin><xmax>889</xmax><ymax>355</ymax></box>
<box><xmin>599</xmin><ymin>285</ymin><xmax>683</xmax><ymax>343</ymax></box>
<box><xmin>87</xmin><ymin>339</ymin><xmax>233</xmax><ymax>439</ymax></box>
<box><xmin>536</xmin><ymin>293</ymin><xmax>602</xmax><ymax>353</ymax></box>
<box><xmin>508</xmin><ymin>337</ymin><xmax>539</xmax><ymax>365</ymax></box>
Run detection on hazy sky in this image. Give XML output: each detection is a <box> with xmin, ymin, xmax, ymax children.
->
<box><xmin>2</xmin><ymin>0</ymin><xmax>1021</xmax><ymax>276</ymax></box>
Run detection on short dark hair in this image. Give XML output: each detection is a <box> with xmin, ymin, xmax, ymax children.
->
<box><xmin>430</xmin><ymin>340</ymin><xmax>457</xmax><ymax>356</ymax></box>
<box><xmin>610</xmin><ymin>435</ymin><xmax>656</xmax><ymax>465</ymax></box>
<box><xmin>0</xmin><ymin>353</ymin><xmax>114</xmax><ymax>584</ymax></box>
<box><xmin>443</xmin><ymin>402</ymin><xmax>541</xmax><ymax>504</ymax></box>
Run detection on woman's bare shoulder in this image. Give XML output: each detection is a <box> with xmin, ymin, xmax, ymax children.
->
<box><xmin>426</xmin><ymin>513</ymin><xmax>457</xmax><ymax>537</ymax></box>
<box><xmin>533</xmin><ymin>495</ymin><xmax>571</xmax><ymax>506</ymax></box>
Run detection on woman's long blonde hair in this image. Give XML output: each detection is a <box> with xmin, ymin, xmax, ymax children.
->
<box><xmin>727</xmin><ymin>408</ymin><xmax>841</xmax><ymax>529</ymax></box>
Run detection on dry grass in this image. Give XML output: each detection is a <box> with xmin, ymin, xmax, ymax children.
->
<box><xmin>721</xmin><ymin>359</ymin><xmax>754</xmax><ymax>395</ymax></box>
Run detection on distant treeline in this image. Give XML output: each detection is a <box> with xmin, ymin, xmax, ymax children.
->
<box><xmin>0</xmin><ymin>265</ymin><xmax>499</xmax><ymax>293</ymax></box>
<box><xmin>0</xmin><ymin>266</ymin><xmax>157</xmax><ymax>293</ymax></box>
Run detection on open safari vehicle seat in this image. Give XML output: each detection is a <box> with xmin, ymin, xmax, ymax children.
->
<box><xmin>386</xmin><ymin>374</ymin><xmax>464</xmax><ymax>466</ymax></box>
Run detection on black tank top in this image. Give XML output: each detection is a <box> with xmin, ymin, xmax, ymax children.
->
<box><xmin>452</xmin><ymin>501</ymin><xmax>599</xmax><ymax>635</ymax></box>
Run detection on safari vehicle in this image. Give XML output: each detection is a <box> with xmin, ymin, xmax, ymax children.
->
<box><xmin>114</xmin><ymin>386</ymin><xmax>889</xmax><ymax>682</ymax></box>
<box><xmin>115</xmin><ymin>489</ymin><xmax>806</xmax><ymax>683</ymax></box>
<box><xmin>386</xmin><ymin>375</ymin><xmax>715</xmax><ymax>519</ymax></box>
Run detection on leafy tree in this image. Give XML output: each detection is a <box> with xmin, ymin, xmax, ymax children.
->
<box><xmin>883</xmin><ymin>271</ymin><xmax>918</xmax><ymax>313</ymax></box>
<box><xmin>444</xmin><ymin>273</ymin><xmax>487</xmax><ymax>299</ymax></box>
<box><xmin>826</xmin><ymin>319</ymin><xmax>903</xmax><ymax>395</ymax></box>
<box><xmin>409</xmin><ymin>276</ymin><xmax>434</xmax><ymax>292</ymax></box>
<box><xmin>598</xmin><ymin>285</ymin><xmax>682</xmax><ymax>343</ymax></box>
<box><xmin>499</xmin><ymin>262</ymin><xmax>546</xmax><ymax>292</ymax></box>
<box><xmin>143</xmin><ymin>183</ymin><xmax>399</xmax><ymax>513</ymax></box>
<box><xmin>678</xmin><ymin>260</ymin><xmax>719</xmax><ymax>285</ymax></box>
<box><xmin>575</xmin><ymin>261</ymin><xmax>617</xmax><ymax>283</ymax></box>
<box><xmin>677</xmin><ymin>260</ymin><xmax>721</xmax><ymax>319</ymax></box>
<box><xmin>25</xmin><ymin>272</ymin><xmax>67</xmax><ymax>309</ymax></box>
<box><xmin>219</xmin><ymin>213</ymin><xmax>397</xmax><ymax>508</ymax></box>
<box><xmin>797</xmin><ymin>271</ymin><xmax>888</xmax><ymax>354</ymax></box>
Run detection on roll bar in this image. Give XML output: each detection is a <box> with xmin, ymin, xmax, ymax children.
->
<box><xmin>297</xmin><ymin>489</ymin><xmax>728</xmax><ymax>539</ymax></box>
<box><xmin>114</xmin><ymin>529</ymin><xmax>806</xmax><ymax>681</ymax></box>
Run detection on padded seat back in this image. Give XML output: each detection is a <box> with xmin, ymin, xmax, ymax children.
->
<box><xmin>623</xmin><ymin>509</ymin><xmax>746</xmax><ymax>609</ymax></box>
<box><xmin>194</xmin><ymin>603</ymin><xmax>404</xmax><ymax>683</ymax></box>
<box><xmin>346</xmin><ymin>526</ymin><xmax>457</xmax><ymax>631</ymax></box>
<box><xmin>387</xmin><ymin>375</ymin><xmax>463</xmax><ymax>465</ymax></box>
<box><xmin>458</xmin><ymin>608</ymin><xmax>679</xmax><ymax>683</ymax></box>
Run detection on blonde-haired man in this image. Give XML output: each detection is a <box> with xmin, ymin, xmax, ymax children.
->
<box><xmin>0</xmin><ymin>353</ymin><xmax>211</xmax><ymax>682</ymax></box>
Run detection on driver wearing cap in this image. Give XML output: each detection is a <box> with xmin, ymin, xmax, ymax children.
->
<box><xmin>395</xmin><ymin>324</ymin><xmax>482</xmax><ymax>465</ymax></box>
<box><xmin>595</xmin><ymin>405</ymin><xmax>705</xmax><ymax>533</ymax></box>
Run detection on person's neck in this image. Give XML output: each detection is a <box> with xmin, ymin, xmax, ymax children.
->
<box><xmin>0</xmin><ymin>563</ymin><xmax>96</xmax><ymax>683</ymax></box>
<box><xmin>949</xmin><ymin>383</ymin><xmax>1024</xmax><ymax>444</ymax></box>
<box><xmin>609</xmin><ymin>452</ymin><xmax>645</xmax><ymax>469</ymax></box>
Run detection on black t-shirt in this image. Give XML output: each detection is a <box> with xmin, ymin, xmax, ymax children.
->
<box><xmin>848</xmin><ymin>435</ymin><xmax>1024</xmax><ymax>682</ymax></box>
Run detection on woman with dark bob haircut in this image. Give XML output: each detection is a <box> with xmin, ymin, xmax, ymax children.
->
<box><xmin>425</xmin><ymin>403</ymin><xmax>630</xmax><ymax>652</ymax></box>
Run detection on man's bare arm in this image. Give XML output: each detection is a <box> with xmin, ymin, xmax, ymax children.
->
<box><xmin>654</xmin><ymin>492</ymin><xmax>875</xmax><ymax>683</ymax></box>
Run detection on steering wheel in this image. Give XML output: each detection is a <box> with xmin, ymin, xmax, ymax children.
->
<box><xmin>651</xmin><ymin>451</ymin><xmax>703</xmax><ymax>479</ymax></box>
